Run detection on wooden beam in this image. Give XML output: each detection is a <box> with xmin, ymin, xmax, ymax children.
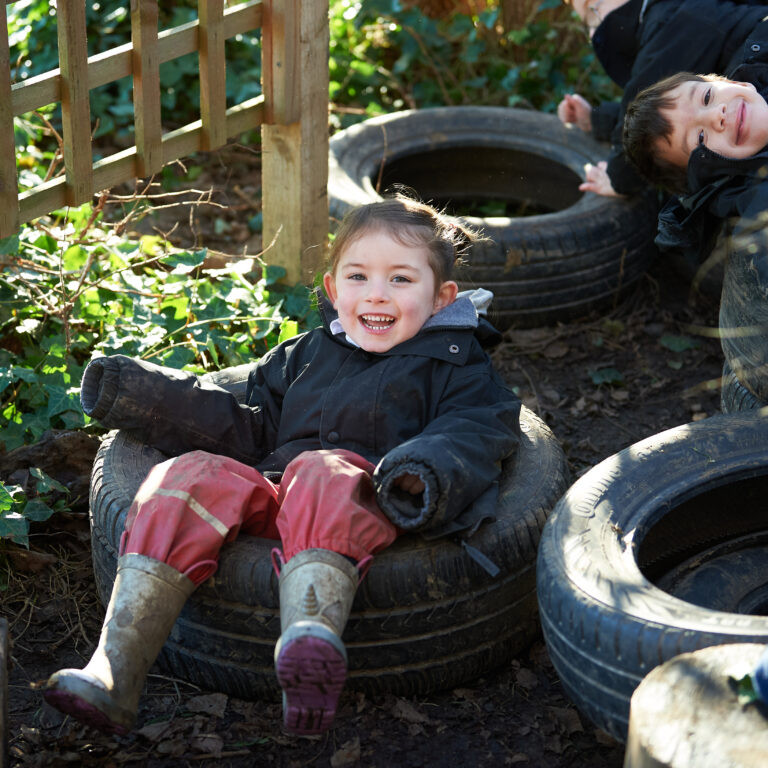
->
<box><xmin>0</xmin><ymin>1</ymin><xmax>19</xmax><ymax>238</ymax></box>
<box><xmin>132</xmin><ymin>0</ymin><xmax>163</xmax><ymax>177</ymax></box>
<box><xmin>262</xmin><ymin>0</ymin><xmax>300</xmax><ymax>125</ymax></box>
<box><xmin>10</xmin><ymin>1</ymin><xmax>263</xmax><ymax>117</ymax></box>
<box><xmin>262</xmin><ymin>0</ymin><xmax>329</xmax><ymax>284</ymax></box>
<box><xmin>18</xmin><ymin>96</ymin><xmax>265</xmax><ymax>225</ymax></box>
<box><xmin>57</xmin><ymin>0</ymin><xmax>93</xmax><ymax>206</ymax></box>
<box><xmin>199</xmin><ymin>0</ymin><xmax>227</xmax><ymax>151</ymax></box>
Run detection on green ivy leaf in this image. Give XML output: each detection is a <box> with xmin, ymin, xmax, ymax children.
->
<box><xmin>46</xmin><ymin>385</ymin><xmax>80</xmax><ymax>417</ymax></box>
<box><xmin>732</xmin><ymin>673</ymin><xmax>762</xmax><ymax>707</ymax></box>
<box><xmin>278</xmin><ymin>319</ymin><xmax>299</xmax><ymax>344</ymax></box>
<box><xmin>20</xmin><ymin>498</ymin><xmax>56</xmax><ymax>523</ymax></box>
<box><xmin>589</xmin><ymin>367</ymin><xmax>624</xmax><ymax>386</ymax></box>
<box><xmin>660</xmin><ymin>334</ymin><xmax>700</xmax><ymax>353</ymax></box>
<box><xmin>29</xmin><ymin>467</ymin><xmax>68</xmax><ymax>495</ymax></box>
<box><xmin>164</xmin><ymin>250</ymin><xmax>207</xmax><ymax>274</ymax></box>
<box><xmin>0</xmin><ymin>511</ymin><xmax>29</xmax><ymax>547</ymax></box>
<box><xmin>0</xmin><ymin>484</ymin><xmax>13</xmax><ymax>514</ymax></box>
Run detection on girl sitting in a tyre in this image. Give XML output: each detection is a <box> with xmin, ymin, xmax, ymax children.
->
<box><xmin>43</xmin><ymin>193</ymin><xmax>521</xmax><ymax>738</ymax></box>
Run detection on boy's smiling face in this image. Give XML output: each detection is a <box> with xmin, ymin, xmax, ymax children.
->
<box><xmin>655</xmin><ymin>79</ymin><xmax>768</xmax><ymax>169</ymax></box>
<box><xmin>323</xmin><ymin>228</ymin><xmax>457</xmax><ymax>353</ymax></box>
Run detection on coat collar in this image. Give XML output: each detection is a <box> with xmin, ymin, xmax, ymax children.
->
<box><xmin>318</xmin><ymin>290</ymin><xmax>490</xmax><ymax>364</ymax></box>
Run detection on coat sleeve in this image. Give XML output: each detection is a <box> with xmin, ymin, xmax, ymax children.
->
<box><xmin>591</xmin><ymin>100</ymin><xmax>620</xmax><ymax>143</ymax></box>
<box><xmin>372</xmin><ymin>358</ymin><xmax>520</xmax><ymax>533</ymax></box>
<box><xmin>79</xmin><ymin>354</ymin><xmax>282</xmax><ymax>464</ymax></box>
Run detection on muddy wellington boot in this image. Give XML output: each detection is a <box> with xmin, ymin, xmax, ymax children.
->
<box><xmin>272</xmin><ymin>548</ymin><xmax>368</xmax><ymax>735</ymax></box>
<box><xmin>44</xmin><ymin>554</ymin><xmax>196</xmax><ymax>735</ymax></box>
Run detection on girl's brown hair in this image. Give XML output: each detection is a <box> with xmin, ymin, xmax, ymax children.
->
<box><xmin>327</xmin><ymin>192</ymin><xmax>479</xmax><ymax>293</ymax></box>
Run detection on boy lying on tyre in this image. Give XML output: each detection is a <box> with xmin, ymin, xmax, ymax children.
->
<box><xmin>557</xmin><ymin>0</ymin><xmax>767</xmax><ymax>198</ymax></box>
<box><xmin>622</xmin><ymin>62</ymin><xmax>768</xmax><ymax>272</ymax></box>
<box><xmin>43</xmin><ymin>193</ymin><xmax>521</xmax><ymax>738</ymax></box>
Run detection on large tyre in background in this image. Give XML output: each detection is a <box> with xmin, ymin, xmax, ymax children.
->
<box><xmin>328</xmin><ymin>106</ymin><xmax>659</xmax><ymax>330</ymax></box>
<box><xmin>719</xmin><ymin>241</ymin><xmax>768</xmax><ymax>405</ymax></box>
<box><xmin>536</xmin><ymin>411</ymin><xmax>768</xmax><ymax>742</ymax></box>
<box><xmin>89</xmin><ymin>368</ymin><xmax>570</xmax><ymax>700</ymax></box>
<box><xmin>721</xmin><ymin>360</ymin><xmax>767</xmax><ymax>413</ymax></box>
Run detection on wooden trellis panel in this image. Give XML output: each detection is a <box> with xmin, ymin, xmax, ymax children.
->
<box><xmin>1</xmin><ymin>0</ymin><xmax>329</xmax><ymax>283</ymax></box>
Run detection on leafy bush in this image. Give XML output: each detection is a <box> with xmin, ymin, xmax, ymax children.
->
<box><xmin>9</xmin><ymin>1</ymin><xmax>618</xmax><ymax>145</ymax></box>
<box><xmin>328</xmin><ymin>0</ymin><xmax>619</xmax><ymax>128</ymax></box>
<box><xmin>0</xmin><ymin>469</ymin><xmax>68</xmax><ymax>548</ymax></box>
<box><xmin>0</xmin><ymin>204</ymin><xmax>318</xmax><ymax>453</ymax></box>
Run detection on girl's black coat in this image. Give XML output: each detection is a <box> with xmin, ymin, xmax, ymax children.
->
<box><xmin>590</xmin><ymin>0</ymin><xmax>766</xmax><ymax>195</ymax></box>
<box><xmin>80</xmin><ymin>296</ymin><xmax>521</xmax><ymax>541</ymax></box>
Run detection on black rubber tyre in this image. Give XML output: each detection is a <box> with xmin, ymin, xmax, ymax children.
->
<box><xmin>89</xmin><ymin>368</ymin><xmax>570</xmax><ymax>700</ymax></box>
<box><xmin>720</xmin><ymin>360</ymin><xmax>767</xmax><ymax>413</ymax></box>
<box><xmin>536</xmin><ymin>411</ymin><xmax>768</xmax><ymax>742</ymax></box>
<box><xmin>328</xmin><ymin>106</ymin><xmax>659</xmax><ymax>329</ymax></box>
<box><xmin>719</xmin><ymin>242</ymin><xmax>768</xmax><ymax>403</ymax></box>
<box><xmin>656</xmin><ymin>532</ymin><xmax>768</xmax><ymax>614</ymax></box>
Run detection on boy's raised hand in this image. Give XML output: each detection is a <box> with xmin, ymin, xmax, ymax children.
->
<box><xmin>557</xmin><ymin>93</ymin><xmax>593</xmax><ymax>133</ymax></box>
<box><xmin>579</xmin><ymin>161</ymin><xmax>622</xmax><ymax>197</ymax></box>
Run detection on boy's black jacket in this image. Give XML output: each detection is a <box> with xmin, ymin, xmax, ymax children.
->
<box><xmin>80</xmin><ymin>294</ymin><xmax>521</xmax><ymax>541</ymax></box>
<box><xmin>590</xmin><ymin>0</ymin><xmax>766</xmax><ymax>195</ymax></box>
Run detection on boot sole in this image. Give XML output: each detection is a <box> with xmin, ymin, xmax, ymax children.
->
<box><xmin>44</xmin><ymin>670</ymin><xmax>134</xmax><ymax>736</ymax></box>
<box><xmin>275</xmin><ymin>632</ymin><xmax>347</xmax><ymax>736</ymax></box>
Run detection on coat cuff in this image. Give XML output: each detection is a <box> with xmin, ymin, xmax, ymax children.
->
<box><xmin>80</xmin><ymin>356</ymin><xmax>121</xmax><ymax>420</ymax></box>
<box><xmin>374</xmin><ymin>461</ymin><xmax>438</xmax><ymax>531</ymax></box>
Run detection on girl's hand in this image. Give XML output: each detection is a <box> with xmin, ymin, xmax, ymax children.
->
<box><xmin>394</xmin><ymin>473</ymin><xmax>425</xmax><ymax>495</ymax></box>
<box><xmin>579</xmin><ymin>161</ymin><xmax>622</xmax><ymax>197</ymax></box>
<box><xmin>557</xmin><ymin>93</ymin><xmax>593</xmax><ymax>133</ymax></box>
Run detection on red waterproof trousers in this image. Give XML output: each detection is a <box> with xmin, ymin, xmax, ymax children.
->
<box><xmin>120</xmin><ymin>449</ymin><xmax>399</xmax><ymax>585</ymax></box>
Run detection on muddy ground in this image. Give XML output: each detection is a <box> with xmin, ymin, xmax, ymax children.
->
<box><xmin>1</xmin><ymin>153</ymin><xmax>726</xmax><ymax>766</ymax></box>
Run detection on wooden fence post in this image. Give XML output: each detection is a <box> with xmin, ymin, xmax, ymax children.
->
<box><xmin>262</xmin><ymin>0</ymin><xmax>329</xmax><ymax>285</ymax></box>
<box><xmin>58</xmin><ymin>0</ymin><xmax>93</xmax><ymax>206</ymax></box>
<box><xmin>0</xmin><ymin>3</ymin><xmax>20</xmax><ymax>237</ymax></box>
<box><xmin>199</xmin><ymin>0</ymin><xmax>227</xmax><ymax>152</ymax></box>
<box><xmin>131</xmin><ymin>0</ymin><xmax>163</xmax><ymax>177</ymax></box>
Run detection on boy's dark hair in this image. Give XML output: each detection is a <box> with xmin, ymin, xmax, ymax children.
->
<box><xmin>328</xmin><ymin>191</ymin><xmax>480</xmax><ymax>291</ymax></box>
<box><xmin>623</xmin><ymin>72</ymin><xmax>724</xmax><ymax>194</ymax></box>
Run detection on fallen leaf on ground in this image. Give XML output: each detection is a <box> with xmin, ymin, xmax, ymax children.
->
<box><xmin>331</xmin><ymin>737</ymin><xmax>361</xmax><ymax>767</ymax></box>
<box><xmin>391</xmin><ymin>698</ymin><xmax>431</xmax><ymax>724</ymax></box>
<box><xmin>186</xmin><ymin>692</ymin><xmax>228</xmax><ymax>717</ymax></box>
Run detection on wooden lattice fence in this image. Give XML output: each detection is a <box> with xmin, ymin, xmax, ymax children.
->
<box><xmin>0</xmin><ymin>0</ymin><xmax>329</xmax><ymax>283</ymax></box>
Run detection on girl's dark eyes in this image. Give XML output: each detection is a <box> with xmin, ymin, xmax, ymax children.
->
<box><xmin>392</xmin><ymin>275</ymin><xmax>411</xmax><ymax>283</ymax></box>
<box><xmin>703</xmin><ymin>87</ymin><xmax>711</xmax><ymax>106</ymax></box>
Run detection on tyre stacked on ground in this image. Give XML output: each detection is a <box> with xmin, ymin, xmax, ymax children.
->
<box><xmin>328</xmin><ymin>106</ymin><xmax>659</xmax><ymax>330</ymax></box>
<box><xmin>719</xmin><ymin>238</ymin><xmax>768</xmax><ymax>412</ymax></box>
<box><xmin>537</xmin><ymin>411</ymin><xmax>768</xmax><ymax>741</ymax></box>
<box><xmin>89</xmin><ymin>366</ymin><xmax>570</xmax><ymax>699</ymax></box>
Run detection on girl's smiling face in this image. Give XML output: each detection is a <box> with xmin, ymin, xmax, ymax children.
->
<box><xmin>655</xmin><ymin>79</ymin><xmax>768</xmax><ymax>168</ymax></box>
<box><xmin>323</xmin><ymin>228</ymin><xmax>457</xmax><ymax>353</ymax></box>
